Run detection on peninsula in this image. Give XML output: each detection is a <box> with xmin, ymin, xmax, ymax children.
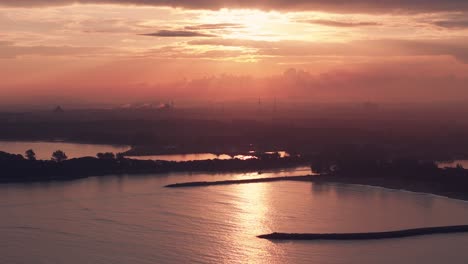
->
<box><xmin>257</xmin><ymin>225</ymin><xmax>468</xmax><ymax>241</ymax></box>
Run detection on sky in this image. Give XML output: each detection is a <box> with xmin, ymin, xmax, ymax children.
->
<box><xmin>1</xmin><ymin>0</ymin><xmax>468</xmax><ymax>106</ymax></box>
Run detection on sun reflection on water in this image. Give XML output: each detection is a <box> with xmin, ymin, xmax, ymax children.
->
<box><xmin>224</xmin><ymin>182</ymin><xmax>284</xmax><ymax>263</ymax></box>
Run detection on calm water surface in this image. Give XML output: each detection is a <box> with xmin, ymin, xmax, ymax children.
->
<box><xmin>127</xmin><ymin>151</ymin><xmax>289</xmax><ymax>161</ymax></box>
<box><xmin>0</xmin><ymin>141</ymin><xmax>129</xmax><ymax>160</ymax></box>
<box><xmin>128</xmin><ymin>153</ymin><xmax>238</xmax><ymax>161</ymax></box>
<box><xmin>1</xmin><ymin>168</ymin><xmax>468</xmax><ymax>263</ymax></box>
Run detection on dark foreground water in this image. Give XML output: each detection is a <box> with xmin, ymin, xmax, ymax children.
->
<box><xmin>1</xmin><ymin>168</ymin><xmax>468</xmax><ymax>263</ymax></box>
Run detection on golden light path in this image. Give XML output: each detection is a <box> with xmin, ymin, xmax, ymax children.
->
<box><xmin>227</xmin><ymin>182</ymin><xmax>279</xmax><ymax>263</ymax></box>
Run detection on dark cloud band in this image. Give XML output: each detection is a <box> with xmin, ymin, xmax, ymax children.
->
<box><xmin>434</xmin><ymin>19</ymin><xmax>468</xmax><ymax>28</ymax></box>
<box><xmin>140</xmin><ymin>30</ymin><xmax>216</xmax><ymax>37</ymax></box>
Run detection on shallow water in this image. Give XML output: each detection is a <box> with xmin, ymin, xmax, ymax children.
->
<box><xmin>0</xmin><ymin>141</ymin><xmax>129</xmax><ymax>160</ymax></box>
<box><xmin>1</xmin><ymin>168</ymin><xmax>468</xmax><ymax>263</ymax></box>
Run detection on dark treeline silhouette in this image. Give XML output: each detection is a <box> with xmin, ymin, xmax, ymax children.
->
<box><xmin>96</xmin><ymin>152</ymin><xmax>116</xmax><ymax>160</ymax></box>
<box><xmin>0</xmin><ymin>151</ymin><xmax>305</xmax><ymax>183</ymax></box>
<box><xmin>308</xmin><ymin>148</ymin><xmax>468</xmax><ymax>200</ymax></box>
<box><xmin>311</xmin><ymin>154</ymin><xmax>441</xmax><ymax>178</ymax></box>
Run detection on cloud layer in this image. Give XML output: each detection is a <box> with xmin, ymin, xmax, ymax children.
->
<box><xmin>301</xmin><ymin>19</ymin><xmax>380</xmax><ymax>27</ymax></box>
<box><xmin>434</xmin><ymin>19</ymin><xmax>468</xmax><ymax>28</ymax></box>
<box><xmin>188</xmin><ymin>38</ymin><xmax>468</xmax><ymax>63</ymax></box>
<box><xmin>1</xmin><ymin>2</ymin><xmax>468</xmax><ymax>107</ymax></box>
<box><xmin>3</xmin><ymin>0</ymin><xmax>468</xmax><ymax>13</ymax></box>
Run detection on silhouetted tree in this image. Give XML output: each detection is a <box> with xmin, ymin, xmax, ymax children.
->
<box><xmin>116</xmin><ymin>152</ymin><xmax>125</xmax><ymax>161</ymax></box>
<box><xmin>25</xmin><ymin>149</ymin><xmax>36</xmax><ymax>161</ymax></box>
<box><xmin>51</xmin><ymin>150</ymin><xmax>68</xmax><ymax>162</ymax></box>
<box><xmin>97</xmin><ymin>152</ymin><xmax>115</xmax><ymax>160</ymax></box>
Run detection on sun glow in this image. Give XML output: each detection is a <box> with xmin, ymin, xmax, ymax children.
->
<box><xmin>197</xmin><ymin>9</ymin><xmax>288</xmax><ymax>41</ymax></box>
<box><xmin>2</xmin><ymin>2</ymin><xmax>468</xmax><ymax>103</ymax></box>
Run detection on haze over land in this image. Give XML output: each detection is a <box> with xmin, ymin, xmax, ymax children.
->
<box><xmin>1</xmin><ymin>0</ymin><xmax>468</xmax><ymax>107</ymax></box>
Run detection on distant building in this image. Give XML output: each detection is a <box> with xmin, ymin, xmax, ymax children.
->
<box><xmin>53</xmin><ymin>106</ymin><xmax>64</xmax><ymax>113</ymax></box>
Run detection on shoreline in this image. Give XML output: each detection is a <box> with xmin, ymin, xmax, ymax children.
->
<box><xmin>309</xmin><ymin>175</ymin><xmax>468</xmax><ymax>202</ymax></box>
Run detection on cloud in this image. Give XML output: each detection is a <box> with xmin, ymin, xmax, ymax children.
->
<box><xmin>188</xmin><ymin>38</ymin><xmax>275</xmax><ymax>48</ymax></box>
<box><xmin>2</xmin><ymin>0</ymin><xmax>468</xmax><ymax>13</ymax></box>
<box><xmin>0</xmin><ymin>41</ymin><xmax>111</xmax><ymax>58</ymax></box>
<box><xmin>378</xmin><ymin>39</ymin><xmax>468</xmax><ymax>63</ymax></box>
<box><xmin>184</xmin><ymin>23</ymin><xmax>244</xmax><ymax>30</ymax></box>
<box><xmin>142</xmin><ymin>45</ymin><xmax>249</xmax><ymax>59</ymax></box>
<box><xmin>300</xmin><ymin>19</ymin><xmax>381</xmax><ymax>27</ymax></box>
<box><xmin>433</xmin><ymin>19</ymin><xmax>468</xmax><ymax>28</ymax></box>
<box><xmin>72</xmin><ymin>18</ymin><xmax>145</xmax><ymax>34</ymax></box>
<box><xmin>140</xmin><ymin>30</ymin><xmax>216</xmax><ymax>37</ymax></box>
<box><xmin>189</xmin><ymin>38</ymin><xmax>468</xmax><ymax>63</ymax></box>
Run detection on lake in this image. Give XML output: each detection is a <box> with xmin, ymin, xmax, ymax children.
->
<box><xmin>1</xmin><ymin>168</ymin><xmax>468</xmax><ymax>263</ymax></box>
<box><xmin>0</xmin><ymin>141</ymin><xmax>129</xmax><ymax>160</ymax></box>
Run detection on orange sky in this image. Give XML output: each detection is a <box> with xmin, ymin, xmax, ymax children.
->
<box><xmin>1</xmin><ymin>1</ymin><xmax>468</xmax><ymax>105</ymax></box>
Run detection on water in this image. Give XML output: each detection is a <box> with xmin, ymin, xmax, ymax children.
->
<box><xmin>438</xmin><ymin>160</ymin><xmax>468</xmax><ymax>169</ymax></box>
<box><xmin>128</xmin><ymin>153</ymin><xmax>241</xmax><ymax>161</ymax></box>
<box><xmin>0</xmin><ymin>141</ymin><xmax>129</xmax><ymax>160</ymax></box>
<box><xmin>1</xmin><ymin>168</ymin><xmax>468</xmax><ymax>263</ymax></box>
<box><xmin>127</xmin><ymin>151</ymin><xmax>289</xmax><ymax>161</ymax></box>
